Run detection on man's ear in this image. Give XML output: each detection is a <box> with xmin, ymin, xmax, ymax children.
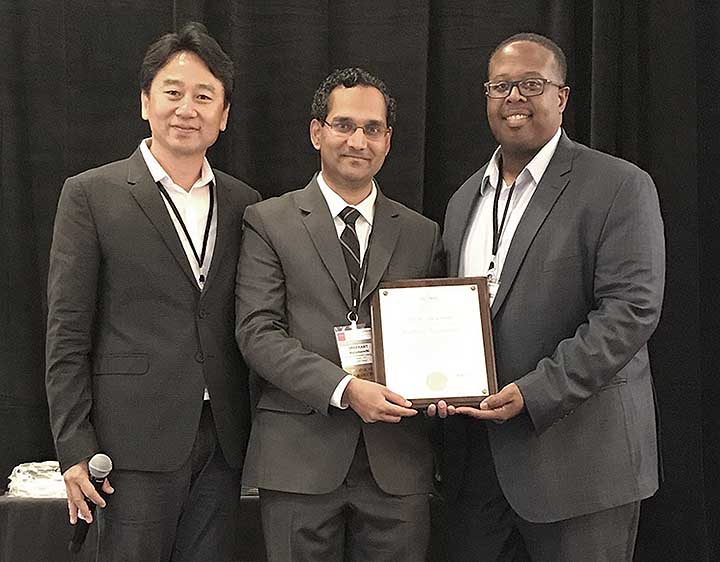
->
<box><xmin>220</xmin><ymin>104</ymin><xmax>230</xmax><ymax>132</ymax></box>
<box><xmin>140</xmin><ymin>91</ymin><xmax>149</xmax><ymax>121</ymax></box>
<box><xmin>558</xmin><ymin>86</ymin><xmax>570</xmax><ymax>115</ymax></box>
<box><xmin>309</xmin><ymin>119</ymin><xmax>322</xmax><ymax>150</ymax></box>
<box><xmin>384</xmin><ymin>127</ymin><xmax>393</xmax><ymax>157</ymax></box>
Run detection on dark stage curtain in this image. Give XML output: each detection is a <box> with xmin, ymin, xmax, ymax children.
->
<box><xmin>0</xmin><ymin>1</ymin><xmax>715</xmax><ymax>560</ymax></box>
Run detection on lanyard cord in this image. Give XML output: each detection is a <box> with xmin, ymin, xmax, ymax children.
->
<box><xmin>489</xmin><ymin>165</ymin><xmax>516</xmax><ymax>271</ymax></box>
<box><xmin>157</xmin><ymin>180</ymin><xmax>214</xmax><ymax>283</ymax></box>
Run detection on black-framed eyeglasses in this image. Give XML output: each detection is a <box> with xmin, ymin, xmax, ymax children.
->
<box><xmin>321</xmin><ymin>119</ymin><xmax>391</xmax><ymax>140</ymax></box>
<box><xmin>484</xmin><ymin>78</ymin><xmax>566</xmax><ymax>99</ymax></box>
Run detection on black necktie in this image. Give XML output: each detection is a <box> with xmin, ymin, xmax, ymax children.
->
<box><xmin>339</xmin><ymin>206</ymin><xmax>362</xmax><ymax>302</ymax></box>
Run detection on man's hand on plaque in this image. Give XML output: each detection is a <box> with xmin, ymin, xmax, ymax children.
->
<box><xmin>453</xmin><ymin>383</ymin><xmax>525</xmax><ymax>423</ymax></box>
<box><xmin>343</xmin><ymin>378</ymin><xmax>417</xmax><ymax>424</ymax></box>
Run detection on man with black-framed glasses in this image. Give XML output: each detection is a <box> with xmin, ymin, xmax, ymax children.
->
<box><xmin>236</xmin><ymin>67</ymin><xmax>444</xmax><ymax>562</ymax></box>
<box><xmin>435</xmin><ymin>32</ymin><xmax>665</xmax><ymax>562</ymax></box>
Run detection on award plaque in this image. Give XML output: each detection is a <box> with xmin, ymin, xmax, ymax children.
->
<box><xmin>370</xmin><ymin>277</ymin><xmax>497</xmax><ymax>408</ymax></box>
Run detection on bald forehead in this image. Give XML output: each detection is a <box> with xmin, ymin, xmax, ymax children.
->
<box><xmin>488</xmin><ymin>41</ymin><xmax>564</xmax><ymax>83</ymax></box>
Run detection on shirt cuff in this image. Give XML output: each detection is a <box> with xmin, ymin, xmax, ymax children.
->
<box><xmin>330</xmin><ymin>375</ymin><xmax>354</xmax><ymax>409</ymax></box>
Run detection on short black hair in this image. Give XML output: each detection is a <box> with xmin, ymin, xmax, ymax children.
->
<box><xmin>140</xmin><ymin>22</ymin><xmax>234</xmax><ymax>107</ymax></box>
<box><xmin>489</xmin><ymin>32</ymin><xmax>567</xmax><ymax>84</ymax></box>
<box><xmin>311</xmin><ymin>67</ymin><xmax>397</xmax><ymax>128</ymax></box>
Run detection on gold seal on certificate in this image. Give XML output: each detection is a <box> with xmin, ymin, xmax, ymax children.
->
<box><xmin>370</xmin><ymin>277</ymin><xmax>497</xmax><ymax>408</ymax></box>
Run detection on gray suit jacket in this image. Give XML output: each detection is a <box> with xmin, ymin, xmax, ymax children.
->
<box><xmin>442</xmin><ymin>132</ymin><xmax>665</xmax><ymax>522</ymax></box>
<box><xmin>236</xmin><ymin>178</ymin><xmax>444</xmax><ymax>495</ymax></box>
<box><xmin>46</xmin><ymin>148</ymin><xmax>260</xmax><ymax>473</ymax></box>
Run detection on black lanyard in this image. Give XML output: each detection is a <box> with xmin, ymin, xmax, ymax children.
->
<box><xmin>489</xmin><ymin>164</ymin><xmax>516</xmax><ymax>272</ymax></box>
<box><xmin>157</xmin><ymin>181</ymin><xmax>214</xmax><ymax>285</ymax></box>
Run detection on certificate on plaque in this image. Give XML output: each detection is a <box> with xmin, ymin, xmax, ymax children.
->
<box><xmin>370</xmin><ymin>277</ymin><xmax>497</xmax><ymax>408</ymax></box>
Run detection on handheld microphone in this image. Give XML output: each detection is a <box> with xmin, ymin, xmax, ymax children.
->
<box><xmin>68</xmin><ymin>453</ymin><xmax>112</xmax><ymax>554</ymax></box>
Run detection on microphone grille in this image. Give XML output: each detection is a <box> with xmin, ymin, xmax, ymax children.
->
<box><xmin>88</xmin><ymin>453</ymin><xmax>113</xmax><ymax>479</ymax></box>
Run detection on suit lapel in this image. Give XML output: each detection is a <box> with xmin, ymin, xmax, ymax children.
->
<box><xmin>491</xmin><ymin>133</ymin><xmax>574</xmax><ymax>316</ymax></box>
<box><xmin>448</xmin><ymin>168</ymin><xmax>487</xmax><ymax>276</ymax></box>
<box><xmin>360</xmin><ymin>189</ymin><xmax>400</xmax><ymax>304</ymax></box>
<box><xmin>297</xmin><ymin>179</ymin><xmax>354</xmax><ymax>309</ymax></box>
<box><xmin>125</xmin><ymin>149</ymin><xmax>199</xmax><ymax>291</ymax></box>
<box><xmin>200</xmin><ymin>175</ymin><xmax>230</xmax><ymax>295</ymax></box>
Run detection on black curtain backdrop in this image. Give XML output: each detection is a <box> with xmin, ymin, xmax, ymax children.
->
<box><xmin>0</xmin><ymin>2</ymin><xmax>715</xmax><ymax>561</ymax></box>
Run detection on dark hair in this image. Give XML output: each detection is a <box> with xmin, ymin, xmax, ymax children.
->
<box><xmin>311</xmin><ymin>67</ymin><xmax>397</xmax><ymax>128</ymax></box>
<box><xmin>140</xmin><ymin>22</ymin><xmax>234</xmax><ymax>106</ymax></box>
<box><xmin>489</xmin><ymin>32</ymin><xmax>567</xmax><ymax>84</ymax></box>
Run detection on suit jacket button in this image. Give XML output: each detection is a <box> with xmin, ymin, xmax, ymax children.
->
<box><xmin>195</xmin><ymin>352</ymin><xmax>205</xmax><ymax>363</ymax></box>
<box><xmin>198</xmin><ymin>309</ymin><xmax>207</xmax><ymax>319</ymax></box>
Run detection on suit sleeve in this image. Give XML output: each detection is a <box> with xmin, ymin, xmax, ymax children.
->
<box><xmin>45</xmin><ymin>177</ymin><xmax>101</xmax><ymax>472</ymax></box>
<box><xmin>516</xmin><ymin>168</ymin><xmax>666</xmax><ymax>433</ymax></box>
<box><xmin>235</xmin><ymin>204</ymin><xmax>348</xmax><ymax>415</ymax></box>
<box><xmin>429</xmin><ymin>221</ymin><xmax>446</xmax><ymax>278</ymax></box>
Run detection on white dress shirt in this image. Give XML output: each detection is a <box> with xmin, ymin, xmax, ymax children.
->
<box><xmin>140</xmin><ymin>139</ymin><xmax>217</xmax><ymax>400</ymax></box>
<box><xmin>316</xmin><ymin>172</ymin><xmax>377</xmax><ymax>408</ymax></box>
<box><xmin>460</xmin><ymin>128</ymin><xmax>562</xmax><ymax>284</ymax></box>
<box><xmin>140</xmin><ymin>139</ymin><xmax>218</xmax><ymax>289</ymax></box>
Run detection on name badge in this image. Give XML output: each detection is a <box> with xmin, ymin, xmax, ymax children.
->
<box><xmin>487</xmin><ymin>269</ymin><xmax>501</xmax><ymax>305</ymax></box>
<box><xmin>488</xmin><ymin>279</ymin><xmax>500</xmax><ymax>305</ymax></box>
<box><xmin>334</xmin><ymin>323</ymin><xmax>374</xmax><ymax>381</ymax></box>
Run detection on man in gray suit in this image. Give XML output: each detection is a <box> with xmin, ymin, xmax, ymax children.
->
<box><xmin>236</xmin><ymin>67</ymin><xmax>444</xmax><ymax>562</ymax></box>
<box><xmin>45</xmin><ymin>23</ymin><xmax>259</xmax><ymax>562</ymax></box>
<box><xmin>433</xmin><ymin>33</ymin><xmax>665</xmax><ymax>562</ymax></box>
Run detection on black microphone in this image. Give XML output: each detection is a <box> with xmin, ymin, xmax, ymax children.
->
<box><xmin>68</xmin><ymin>453</ymin><xmax>113</xmax><ymax>554</ymax></box>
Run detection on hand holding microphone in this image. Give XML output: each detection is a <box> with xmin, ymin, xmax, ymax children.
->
<box><xmin>63</xmin><ymin>453</ymin><xmax>113</xmax><ymax>553</ymax></box>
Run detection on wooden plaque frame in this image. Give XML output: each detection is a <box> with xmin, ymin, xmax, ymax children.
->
<box><xmin>370</xmin><ymin>277</ymin><xmax>498</xmax><ymax>408</ymax></box>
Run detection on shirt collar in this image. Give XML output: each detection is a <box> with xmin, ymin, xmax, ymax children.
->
<box><xmin>139</xmin><ymin>138</ymin><xmax>215</xmax><ymax>191</ymax></box>
<box><xmin>482</xmin><ymin>127</ymin><xmax>563</xmax><ymax>194</ymax></box>
<box><xmin>317</xmin><ymin>172</ymin><xmax>377</xmax><ymax>226</ymax></box>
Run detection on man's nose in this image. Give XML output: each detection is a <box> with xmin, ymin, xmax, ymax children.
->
<box><xmin>175</xmin><ymin>98</ymin><xmax>198</xmax><ymax>117</ymax></box>
<box><xmin>347</xmin><ymin>127</ymin><xmax>368</xmax><ymax>148</ymax></box>
<box><xmin>506</xmin><ymin>84</ymin><xmax>526</xmax><ymax>103</ymax></box>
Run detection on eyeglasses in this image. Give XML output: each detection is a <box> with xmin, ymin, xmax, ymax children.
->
<box><xmin>321</xmin><ymin>119</ymin><xmax>391</xmax><ymax>140</ymax></box>
<box><xmin>484</xmin><ymin>78</ymin><xmax>565</xmax><ymax>99</ymax></box>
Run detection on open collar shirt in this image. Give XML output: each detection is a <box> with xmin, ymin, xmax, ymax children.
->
<box><xmin>459</xmin><ymin>127</ymin><xmax>562</xmax><ymax>281</ymax></box>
